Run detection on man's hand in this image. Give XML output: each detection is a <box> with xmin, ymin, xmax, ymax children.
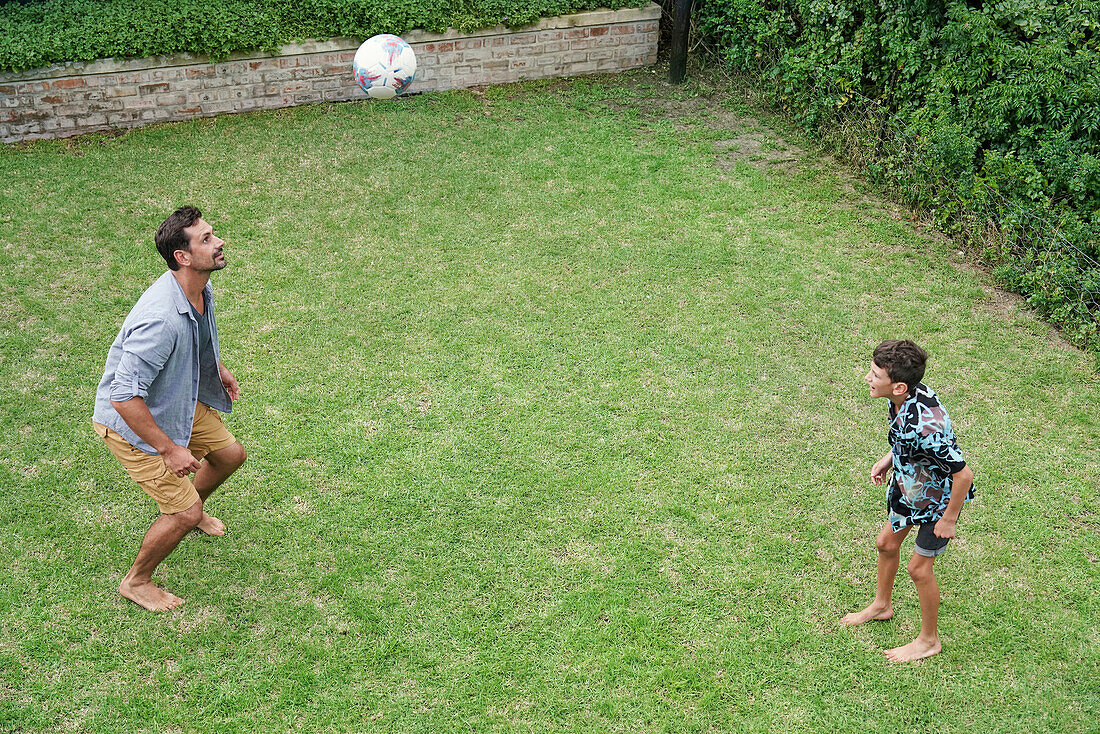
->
<box><xmin>870</xmin><ymin>454</ymin><xmax>893</xmax><ymax>485</ymax></box>
<box><xmin>219</xmin><ymin>363</ymin><xmax>240</xmax><ymax>401</ymax></box>
<box><xmin>163</xmin><ymin>443</ymin><xmax>202</xmax><ymax>477</ymax></box>
<box><xmin>934</xmin><ymin>516</ymin><xmax>957</xmax><ymax>539</ymax></box>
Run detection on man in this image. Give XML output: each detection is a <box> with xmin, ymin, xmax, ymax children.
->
<box><xmin>93</xmin><ymin>206</ymin><xmax>246</xmax><ymax>612</ymax></box>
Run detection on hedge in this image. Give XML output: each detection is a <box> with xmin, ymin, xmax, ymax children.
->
<box><xmin>0</xmin><ymin>0</ymin><xmax>650</xmax><ymax>73</ymax></box>
<box><xmin>697</xmin><ymin>0</ymin><xmax>1100</xmax><ymax>354</ymax></box>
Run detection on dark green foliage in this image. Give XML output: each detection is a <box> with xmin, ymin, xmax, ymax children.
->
<box><xmin>0</xmin><ymin>0</ymin><xmax>648</xmax><ymax>73</ymax></box>
<box><xmin>698</xmin><ymin>0</ymin><xmax>1100</xmax><ymax>352</ymax></box>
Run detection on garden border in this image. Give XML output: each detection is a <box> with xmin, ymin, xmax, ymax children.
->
<box><xmin>1</xmin><ymin>3</ymin><xmax>660</xmax><ymax>144</ymax></box>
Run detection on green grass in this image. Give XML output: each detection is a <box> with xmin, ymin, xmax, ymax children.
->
<box><xmin>2</xmin><ymin>66</ymin><xmax>1098</xmax><ymax>733</ymax></box>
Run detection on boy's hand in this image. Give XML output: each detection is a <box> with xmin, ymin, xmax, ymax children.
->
<box><xmin>934</xmin><ymin>516</ymin><xmax>957</xmax><ymax>539</ymax></box>
<box><xmin>870</xmin><ymin>455</ymin><xmax>893</xmax><ymax>485</ymax></box>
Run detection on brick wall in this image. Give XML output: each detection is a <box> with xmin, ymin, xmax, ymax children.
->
<box><xmin>0</xmin><ymin>4</ymin><xmax>660</xmax><ymax>144</ymax></box>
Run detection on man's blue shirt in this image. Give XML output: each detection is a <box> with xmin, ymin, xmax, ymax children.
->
<box><xmin>93</xmin><ymin>271</ymin><xmax>231</xmax><ymax>454</ymax></box>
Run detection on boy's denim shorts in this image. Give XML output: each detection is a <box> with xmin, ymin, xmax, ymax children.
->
<box><xmin>889</xmin><ymin>486</ymin><xmax>956</xmax><ymax>558</ymax></box>
<box><xmin>913</xmin><ymin>522</ymin><xmax>951</xmax><ymax>557</ymax></box>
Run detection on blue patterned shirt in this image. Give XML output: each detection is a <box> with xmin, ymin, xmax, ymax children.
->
<box><xmin>887</xmin><ymin>383</ymin><xmax>973</xmax><ymax>530</ymax></box>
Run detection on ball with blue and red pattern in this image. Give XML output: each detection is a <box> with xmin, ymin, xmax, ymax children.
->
<box><xmin>353</xmin><ymin>34</ymin><xmax>417</xmax><ymax>99</ymax></box>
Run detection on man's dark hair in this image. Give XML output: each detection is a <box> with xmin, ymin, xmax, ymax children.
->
<box><xmin>873</xmin><ymin>339</ymin><xmax>928</xmax><ymax>388</ymax></box>
<box><xmin>155</xmin><ymin>206</ymin><xmax>202</xmax><ymax>270</ymax></box>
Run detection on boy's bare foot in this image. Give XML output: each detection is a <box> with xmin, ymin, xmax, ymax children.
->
<box><xmin>840</xmin><ymin>602</ymin><xmax>893</xmax><ymax>625</ymax></box>
<box><xmin>196</xmin><ymin>512</ymin><xmax>225</xmax><ymax>536</ymax></box>
<box><xmin>119</xmin><ymin>578</ymin><xmax>184</xmax><ymax>612</ymax></box>
<box><xmin>885</xmin><ymin>637</ymin><xmax>941</xmax><ymax>662</ymax></box>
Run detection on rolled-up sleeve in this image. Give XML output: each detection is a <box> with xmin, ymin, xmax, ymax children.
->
<box><xmin>109</xmin><ymin>319</ymin><xmax>174</xmax><ymax>402</ymax></box>
<box><xmin>918</xmin><ymin>429</ymin><xmax>967</xmax><ymax>475</ymax></box>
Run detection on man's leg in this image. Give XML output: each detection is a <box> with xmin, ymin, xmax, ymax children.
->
<box><xmin>841</xmin><ymin>523</ymin><xmax>910</xmax><ymax>625</ymax></box>
<box><xmin>119</xmin><ymin>500</ymin><xmax>202</xmax><ymax>611</ymax></box>
<box><xmin>885</xmin><ymin>552</ymin><xmax>942</xmax><ymax>662</ymax></box>
<box><xmin>191</xmin><ymin>441</ymin><xmax>246</xmax><ymax>536</ymax></box>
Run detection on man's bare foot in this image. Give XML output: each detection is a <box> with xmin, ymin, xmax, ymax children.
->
<box><xmin>885</xmin><ymin>636</ymin><xmax>941</xmax><ymax>662</ymax></box>
<box><xmin>196</xmin><ymin>512</ymin><xmax>225</xmax><ymax>536</ymax></box>
<box><xmin>119</xmin><ymin>578</ymin><xmax>184</xmax><ymax>612</ymax></box>
<box><xmin>840</xmin><ymin>602</ymin><xmax>894</xmax><ymax>626</ymax></box>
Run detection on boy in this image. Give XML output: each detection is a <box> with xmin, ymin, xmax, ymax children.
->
<box><xmin>841</xmin><ymin>339</ymin><xmax>974</xmax><ymax>662</ymax></box>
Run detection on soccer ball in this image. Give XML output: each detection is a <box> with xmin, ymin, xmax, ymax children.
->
<box><xmin>353</xmin><ymin>34</ymin><xmax>417</xmax><ymax>99</ymax></box>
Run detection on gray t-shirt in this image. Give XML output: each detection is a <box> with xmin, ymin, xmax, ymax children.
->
<box><xmin>191</xmin><ymin>291</ymin><xmax>223</xmax><ymax>405</ymax></box>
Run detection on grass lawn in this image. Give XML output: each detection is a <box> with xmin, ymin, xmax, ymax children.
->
<box><xmin>2</xmin><ymin>64</ymin><xmax>1098</xmax><ymax>733</ymax></box>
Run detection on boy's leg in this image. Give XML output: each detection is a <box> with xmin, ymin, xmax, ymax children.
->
<box><xmin>841</xmin><ymin>523</ymin><xmax>910</xmax><ymax>625</ymax></box>
<box><xmin>885</xmin><ymin>551</ymin><xmax>943</xmax><ymax>662</ymax></box>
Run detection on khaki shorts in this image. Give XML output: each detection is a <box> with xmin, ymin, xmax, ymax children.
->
<box><xmin>94</xmin><ymin>402</ymin><xmax>237</xmax><ymax>514</ymax></box>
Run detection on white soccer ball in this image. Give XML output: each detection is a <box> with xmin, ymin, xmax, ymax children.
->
<box><xmin>352</xmin><ymin>34</ymin><xmax>417</xmax><ymax>99</ymax></box>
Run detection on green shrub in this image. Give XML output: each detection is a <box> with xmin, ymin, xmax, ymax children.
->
<box><xmin>697</xmin><ymin>0</ymin><xmax>1100</xmax><ymax>353</ymax></box>
<box><xmin>0</xmin><ymin>0</ymin><xmax>649</xmax><ymax>73</ymax></box>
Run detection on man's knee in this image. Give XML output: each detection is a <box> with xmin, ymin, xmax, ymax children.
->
<box><xmin>169</xmin><ymin>500</ymin><xmax>203</xmax><ymax>529</ymax></box>
<box><xmin>209</xmin><ymin>441</ymin><xmax>246</xmax><ymax>471</ymax></box>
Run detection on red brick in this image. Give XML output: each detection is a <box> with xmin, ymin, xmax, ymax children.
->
<box><xmin>590</xmin><ymin>27</ymin><xmax>610</xmax><ymax>37</ymax></box>
<box><xmin>186</xmin><ymin>67</ymin><xmax>217</xmax><ymax>79</ymax></box>
<box><xmin>52</xmin><ymin>78</ymin><xmax>85</xmax><ymax>90</ymax></box>
<box><xmin>40</xmin><ymin>95</ymin><xmax>63</xmax><ymax>104</ymax></box>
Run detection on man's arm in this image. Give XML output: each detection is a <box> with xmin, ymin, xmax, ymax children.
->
<box><xmin>934</xmin><ymin>465</ymin><xmax>973</xmax><ymax>538</ymax></box>
<box><xmin>218</xmin><ymin>361</ymin><xmax>239</xmax><ymax>401</ymax></box>
<box><xmin>111</xmin><ymin>397</ymin><xmax>202</xmax><ymax>477</ymax></box>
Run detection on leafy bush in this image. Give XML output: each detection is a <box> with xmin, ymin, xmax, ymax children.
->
<box><xmin>0</xmin><ymin>0</ymin><xmax>649</xmax><ymax>73</ymax></box>
<box><xmin>697</xmin><ymin>0</ymin><xmax>1100</xmax><ymax>353</ymax></box>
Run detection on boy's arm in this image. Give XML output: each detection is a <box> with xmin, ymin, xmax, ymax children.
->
<box><xmin>934</xmin><ymin>465</ymin><xmax>974</xmax><ymax>538</ymax></box>
<box><xmin>870</xmin><ymin>451</ymin><xmax>893</xmax><ymax>485</ymax></box>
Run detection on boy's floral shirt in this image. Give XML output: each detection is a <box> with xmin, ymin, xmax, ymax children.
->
<box><xmin>887</xmin><ymin>383</ymin><xmax>974</xmax><ymax>530</ymax></box>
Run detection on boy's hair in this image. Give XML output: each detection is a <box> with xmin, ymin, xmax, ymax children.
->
<box><xmin>873</xmin><ymin>339</ymin><xmax>928</xmax><ymax>388</ymax></box>
<box><xmin>155</xmin><ymin>206</ymin><xmax>202</xmax><ymax>270</ymax></box>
